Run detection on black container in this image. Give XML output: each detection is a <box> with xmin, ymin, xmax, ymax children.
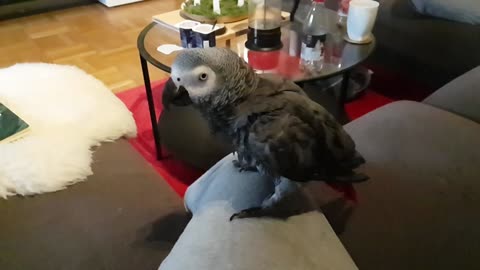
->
<box><xmin>246</xmin><ymin>0</ymin><xmax>283</xmax><ymax>51</ymax></box>
<box><xmin>245</xmin><ymin>26</ymin><xmax>282</xmax><ymax>51</ymax></box>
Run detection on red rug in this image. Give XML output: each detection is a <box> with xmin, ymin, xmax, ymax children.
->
<box><xmin>116</xmin><ymin>80</ymin><xmax>394</xmax><ymax>197</ymax></box>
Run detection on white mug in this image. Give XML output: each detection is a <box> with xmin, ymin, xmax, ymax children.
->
<box><xmin>347</xmin><ymin>0</ymin><xmax>379</xmax><ymax>42</ymax></box>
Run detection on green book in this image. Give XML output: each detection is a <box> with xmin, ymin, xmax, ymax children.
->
<box><xmin>0</xmin><ymin>103</ymin><xmax>30</xmax><ymax>143</ymax></box>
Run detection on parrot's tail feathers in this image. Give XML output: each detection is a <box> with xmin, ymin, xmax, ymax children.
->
<box><xmin>349</xmin><ymin>151</ymin><xmax>366</xmax><ymax>167</ymax></box>
<box><xmin>354</xmin><ymin>151</ymin><xmax>366</xmax><ymax>164</ymax></box>
<box><xmin>332</xmin><ymin>172</ymin><xmax>369</xmax><ymax>183</ymax></box>
<box><xmin>339</xmin><ymin>151</ymin><xmax>366</xmax><ymax>171</ymax></box>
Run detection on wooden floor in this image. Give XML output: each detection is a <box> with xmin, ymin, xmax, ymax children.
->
<box><xmin>0</xmin><ymin>0</ymin><xmax>182</xmax><ymax>93</ymax></box>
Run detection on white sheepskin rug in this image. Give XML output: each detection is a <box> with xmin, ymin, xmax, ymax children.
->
<box><xmin>0</xmin><ymin>63</ymin><xmax>136</xmax><ymax>198</ymax></box>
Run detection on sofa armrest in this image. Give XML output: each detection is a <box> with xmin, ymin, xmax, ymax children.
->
<box><xmin>423</xmin><ymin>66</ymin><xmax>480</xmax><ymax>123</ymax></box>
<box><xmin>168</xmin><ymin>155</ymin><xmax>358</xmax><ymax>270</ymax></box>
<box><xmin>184</xmin><ymin>154</ymin><xmax>276</xmax><ymax>215</ymax></box>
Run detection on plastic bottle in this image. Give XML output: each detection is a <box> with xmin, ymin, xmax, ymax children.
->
<box><xmin>300</xmin><ymin>0</ymin><xmax>329</xmax><ymax>72</ymax></box>
<box><xmin>337</xmin><ymin>0</ymin><xmax>351</xmax><ymax>27</ymax></box>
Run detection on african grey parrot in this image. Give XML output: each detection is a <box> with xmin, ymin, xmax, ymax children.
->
<box><xmin>167</xmin><ymin>48</ymin><xmax>368</xmax><ymax>220</ymax></box>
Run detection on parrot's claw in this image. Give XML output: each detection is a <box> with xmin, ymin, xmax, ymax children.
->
<box><xmin>232</xmin><ymin>160</ymin><xmax>257</xmax><ymax>172</ymax></box>
<box><xmin>229</xmin><ymin>207</ymin><xmax>263</xmax><ymax>221</ymax></box>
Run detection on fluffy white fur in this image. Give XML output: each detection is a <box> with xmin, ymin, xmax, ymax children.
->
<box><xmin>159</xmin><ymin>202</ymin><xmax>358</xmax><ymax>270</ymax></box>
<box><xmin>0</xmin><ymin>63</ymin><xmax>136</xmax><ymax>198</ymax></box>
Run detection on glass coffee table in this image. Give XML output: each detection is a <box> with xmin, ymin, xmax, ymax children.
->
<box><xmin>137</xmin><ymin>11</ymin><xmax>375</xmax><ymax>167</ymax></box>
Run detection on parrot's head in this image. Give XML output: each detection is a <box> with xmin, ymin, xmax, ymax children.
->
<box><xmin>169</xmin><ymin>47</ymin><xmax>257</xmax><ymax>106</ymax></box>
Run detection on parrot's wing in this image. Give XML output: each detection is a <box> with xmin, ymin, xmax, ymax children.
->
<box><xmin>290</xmin><ymin>94</ymin><xmax>368</xmax><ymax>182</ymax></box>
<box><xmin>245</xmin><ymin>112</ymin><xmax>322</xmax><ymax>181</ymax></box>
<box><xmin>255</xmin><ymin>74</ymin><xmax>306</xmax><ymax>97</ymax></box>
<box><xmin>243</xmin><ymin>113</ymin><xmax>364</xmax><ymax>183</ymax></box>
<box><xmin>236</xmin><ymin>90</ymin><xmax>367</xmax><ymax>183</ymax></box>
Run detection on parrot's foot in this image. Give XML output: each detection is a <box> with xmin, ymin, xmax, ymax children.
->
<box><xmin>232</xmin><ymin>160</ymin><xmax>257</xmax><ymax>172</ymax></box>
<box><xmin>229</xmin><ymin>207</ymin><xmax>265</xmax><ymax>221</ymax></box>
<box><xmin>229</xmin><ymin>206</ymin><xmax>295</xmax><ymax>221</ymax></box>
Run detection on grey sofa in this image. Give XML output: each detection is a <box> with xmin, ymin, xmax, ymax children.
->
<box><xmin>177</xmin><ymin>66</ymin><xmax>480</xmax><ymax>269</ymax></box>
<box><xmin>0</xmin><ymin>67</ymin><xmax>479</xmax><ymax>269</ymax></box>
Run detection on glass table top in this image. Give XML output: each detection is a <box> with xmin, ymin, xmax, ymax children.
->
<box><xmin>138</xmin><ymin>10</ymin><xmax>375</xmax><ymax>83</ymax></box>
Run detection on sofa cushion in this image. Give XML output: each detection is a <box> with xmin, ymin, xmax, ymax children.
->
<box><xmin>0</xmin><ymin>140</ymin><xmax>187</xmax><ymax>270</ymax></box>
<box><xmin>340</xmin><ymin>101</ymin><xmax>480</xmax><ymax>269</ymax></box>
<box><xmin>410</xmin><ymin>0</ymin><xmax>480</xmax><ymax>24</ymax></box>
<box><xmin>424</xmin><ymin>66</ymin><xmax>480</xmax><ymax>123</ymax></box>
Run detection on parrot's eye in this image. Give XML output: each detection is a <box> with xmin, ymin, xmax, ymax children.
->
<box><xmin>199</xmin><ymin>73</ymin><xmax>208</xmax><ymax>81</ymax></box>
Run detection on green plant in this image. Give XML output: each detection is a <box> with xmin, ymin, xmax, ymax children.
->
<box><xmin>183</xmin><ymin>0</ymin><xmax>248</xmax><ymax>19</ymax></box>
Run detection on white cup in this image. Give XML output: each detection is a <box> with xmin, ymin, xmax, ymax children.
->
<box><xmin>347</xmin><ymin>0</ymin><xmax>379</xmax><ymax>42</ymax></box>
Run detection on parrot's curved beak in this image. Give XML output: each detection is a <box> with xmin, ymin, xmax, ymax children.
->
<box><xmin>161</xmin><ymin>77</ymin><xmax>193</xmax><ymax>110</ymax></box>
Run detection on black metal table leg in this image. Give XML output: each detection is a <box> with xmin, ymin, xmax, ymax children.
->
<box><xmin>290</xmin><ymin>0</ymin><xmax>301</xmax><ymax>22</ymax></box>
<box><xmin>339</xmin><ymin>71</ymin><xmax>350</xmax><ymax>105</ymax></box>
<box><xmin>338</xmin><ymin>70</ymin><xmax>351</xmax><ymax>124</ymax></box>
<box><xmin>298</xmin><ymin>75</ymin><xmax>350</xmax><ymax>125</ymax></box>
<box><xmin>139</xmin><ymin>54</ymin><xmax>162</xmax><ymax>160</ymax></box>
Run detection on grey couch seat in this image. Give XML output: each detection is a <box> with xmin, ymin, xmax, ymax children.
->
<box><xmin>340</xmin><ymin>100</ymin><xmax>480</xmax><ymax>269</ymax></box>
<box><xmin>424</xmin><ymin>65</ymin><xmax>480</xmax><ymax>123</ymax></box>
<box><xmin>0</xmin><ymin>141</ymin><xmax>188</xmax><ymax>270</ymax></box>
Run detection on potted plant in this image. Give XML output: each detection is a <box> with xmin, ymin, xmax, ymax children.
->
<box><xmin>180</xmin><ymin>0</ymin><xmax>249</xmax><ymax>23</ymax></box>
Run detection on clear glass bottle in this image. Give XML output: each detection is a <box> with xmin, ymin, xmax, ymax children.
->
<box><xmin>300</xmin><ymin>0</ymin><xmax>329</xmax><ymax>72</ymax></box>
